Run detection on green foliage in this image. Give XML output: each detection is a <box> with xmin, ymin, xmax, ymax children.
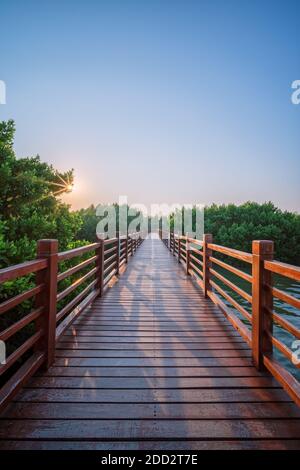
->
<box><xmin>0</xmin><ymin>119</ymin><xmax>299</xmax><ymax>375</ymax></box>
<box><xmin>0</xmin><ymin>120</ymin><xmax>82</xmax><ymax>267</ymax></box>
<box><xmin>204</xmin><ymin>202</ymin><xmax>300</xmax><ymax>264</ymax></box>
<box><xmin>170</xmin><ymin>202</ymin><xmax>300</xmax><ymax>264</ymax></box>
<box><xmin>75</xmin><ymin>204</ymin><xmax>144</xmax><ymax>242</ymax></box>
<box><xmin>75</xmin><ymin>205</ymin><xmax>99</xmax><ymax>242</ymax></box>
<box><xmin>0</xmin><ymin>120</ymin><xmax>85</xmax><ymax>364</ymax></box>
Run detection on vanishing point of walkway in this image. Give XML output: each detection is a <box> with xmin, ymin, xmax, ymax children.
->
<box><xmin>0</xmin><ymin>238</ymin><xmax>299</xmax><ymax>449</ymax></box>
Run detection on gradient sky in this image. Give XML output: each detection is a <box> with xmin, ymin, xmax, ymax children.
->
<box><xmin>0</xmin><ymin>0</ymin><xmax>299</xmax><ymax>211</ymax></box>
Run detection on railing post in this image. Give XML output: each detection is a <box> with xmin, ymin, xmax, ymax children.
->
<box><xmin>252</xmin><ymin>240</ymin><xmax>274</xmax><ymax>370</ymax></box>
<box><xmin>178</xmin><ymin>237</ymin><xmax>181</xmax><ymax>263</ymax></box>
<box><xmin>96</xmin><ymin>239</ymin><xmax>105</xmax><ymax>297</ymax></box>
<box><xmin>125</xmin><ymin>236</ymin><xmax>129</xmax><ymax>263</ymax></box>
<box><xmin>203</xmin><ymin>234</ymin><xmax>213</xmax><ymax>298</ymax></box>
<box><xmin>186</xmin><ymin>237</ymin><xmax>190</xmax><ymax>275</ymax></box>
<box><xmin>116</xmin><ymin>233</ymin><xmax>120</xmax><ymax>275</ymax></box>
<box><xmin>36</xmin><ymin>239</ymin><xmax>58</xmax><ymax>369</ymax></box>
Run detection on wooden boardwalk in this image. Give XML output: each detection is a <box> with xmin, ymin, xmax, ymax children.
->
<box><xmin>0</xmin><ymin>238</ymin><xmax>300</xmax><ymax>449</ymax></box>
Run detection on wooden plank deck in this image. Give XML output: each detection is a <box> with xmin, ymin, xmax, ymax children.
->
<box><xmin>0</xmin><ymin>238</ymin><xmax>300</xmax><ymax>450</ymax></box>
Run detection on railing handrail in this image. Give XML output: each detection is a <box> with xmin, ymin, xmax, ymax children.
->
<box><xmin>0</xmin><ymin>259</ymin><xmax>48</xmax><ymax>283</ymax></box>
<box><xmin>159</xmin><ymin>229</ymin><xmax>300</xmax><ymax>407</ymax></box>
<box><xmin>264</xmin><ymin>259</ymin><xmax>300</xmax><ymax>281</ymax></box>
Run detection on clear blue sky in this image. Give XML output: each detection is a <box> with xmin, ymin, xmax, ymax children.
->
<box><xmin>0</xmin><ymin>0</ymin><xmax>299</xmax><ymax>211</ymax></box>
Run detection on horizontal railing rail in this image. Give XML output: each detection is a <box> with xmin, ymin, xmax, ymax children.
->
<box><xmin>0</xmin><ymin>232</ymin><xmax>143</xmax><ymax>412</ymax></box>
<box><xmin>160</xmin><ymin>230</ymin><xmax>300</xmax><ymax>407</ymax></box>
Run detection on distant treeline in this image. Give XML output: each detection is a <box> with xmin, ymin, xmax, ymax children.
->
<box><xmin>1</xmin><ymin>120</ymin><xmax>300</xmax><ymax>270</ymax></box>
<box><xmin>169</xmin><ymin>202</ymin><xmax>300</xmax><ymax>265</ymax></box>
<box><xmin>2</xmin><ymin>120</ymin><xmax>299</xmax><ymax>379</ymax></box>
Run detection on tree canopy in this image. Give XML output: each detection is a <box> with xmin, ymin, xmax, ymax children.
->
<box><xmin>169</xmin><ymin>202</ymin><xmax>300</xmax><ymax>264</ymax></box>
<box><xmin>0</xmin><ymin>120</ymin><xmax>82</xmax><ymax>266</ymax></box>
<box><xmin>0</xmin><ymin>120</ymin><xmax>299</xmax><ymax>267</ymax></box>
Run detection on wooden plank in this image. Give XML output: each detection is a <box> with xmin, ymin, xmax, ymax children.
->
<box><xmin>55</xmin><ymin>288</ymin><xmax>100</xmax><ymax>340</ymax></box>
<box><xmin>52</xmin><ymin>356</ymin><xmax>255</xmax><ymax>367</ymax></box>
<box><xmin>58</xmin><ymin>243</ymin><xmax>99</xmax><ymax>262</ymax></box>
<box><xmin>1</xmin><ymin>440</ymin><xmax>299</xmax><ymax>450</ymax></box>
<box><xmin>3</xmin><ymin>402</ymin><xmax>299</xmax><ymax>420</ymax></box>
<box><xmin>55</xmin><ymin>349</ymin><xmax>252</xmax><ymax>358</ymax></box>
<box><xmin>56</xmin><ymin>343</ymin><xmax>250</xmax><ymax>351</ymax></box>
<box><xmin>62</xmin><ymin>330</ymin><xmax>237</xmax><ymax>336</ymax></box>
<box><xmin>0</xmin><ymin>284</ymin><xmax>44</xmax><ymax>316</ymax></box>
<box><xmin>1</xmin><ymin>419</ymin><xmax>299</xmax><ymax>440</ymax></box>
<box><xmin>207</xmin><ymin>243</ymin><xmax>253</xmax><ymax>264</ymax></box>
<box><xmin>264</xmin><ymin>354</ymin><xmax>300</xmax><ymax>407</ymax></box>
<box><xmin>42</xmin><ymin>366</ymin><xmax>266</xmax><ymax>377</ymax></box>
<box><xmin>0</xmin><ymin>307</ymin><xmax>43</xmax><ymax>341</ymax></box>
<box><xmin>60</xmin><ymin>335</ymin><xmax>249</xmax><ymax>345</ymax></box>
<box><xmin>57</xmin><ymin>254</ymin><xmax>98</xmax><ymax>282</ymax></box>
<box><xmin>67</xmin><ymin>327</ymin><xmax>243</xmax><ymax>335</ymax></box>
<box><xmin>26</xmin><ymin>375</ymin><xmax>279</xmax><ymax>389</ymax></box>
<box><xmin>1</xmin><ymin>237</ymin><xmax>299</xmax><ymax>449</ymax></box>
<box><xmin>15</xmin><ymin>387</ymin><xmax>291</xmax><ymax>403</ymax></box>
<box><xmin>264</xmin><ymin>259</ymin><xmax>300</xmax><ymax>282</ymax></box>
<box><xmin>0</xmin><ymin>353</ymin><xmax>45</xmax><ymax>414</ymax></box>
<box><xmin>0</xmin><ymin>259</ymin><xmax>47</xmax><ymax>283</ymax></box>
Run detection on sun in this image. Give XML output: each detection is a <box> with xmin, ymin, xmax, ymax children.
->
<box><xmin>47</xmin><ymin>172</ymin><xmax>75</xmax><ymax>196</ymax></box>
<box><xmin>66</xmin><ymin>183</ymin><xmax>74</xmax><ymax>192</ymax></box>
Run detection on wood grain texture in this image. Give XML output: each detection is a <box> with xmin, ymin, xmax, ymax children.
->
<box><xmin>0</xmin><ymin>238</ymin><xmax>299</xmax><ymax>450</ymax></box>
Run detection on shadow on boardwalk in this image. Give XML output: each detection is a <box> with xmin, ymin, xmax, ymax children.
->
<box><xmin>0</xmin><ymin>238</ymin><xmax>300</xmax><ymax>449</ymax></box>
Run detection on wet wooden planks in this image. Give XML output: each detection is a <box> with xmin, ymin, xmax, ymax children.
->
<box><xmin>0</xmin><ymin>238</ymin><xmax>300</xmax><ymax>450</ymax></box>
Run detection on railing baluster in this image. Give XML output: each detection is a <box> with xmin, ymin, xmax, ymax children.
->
<box><xmin>186</xmin><ymin>237</ymin><xmax>190</xmax><ymax>275</ymax></box>
<box><xmin>36</xmin><ymin>239</ymin><xmax>58</xmax><ymax>369</ymax></box>
<box><xmin>252</xmin><ymin>240</ymin><xmax>274</xmax><ymax>370</ymax></box>
<box><xmin>203</xmin><ymin>234</ymin><xmax>213</xmax><ymax>298</ymax></box>
<box><xmin>125</xmin><ymin>236</ymin><xmax>129</xmax><ymax>263</ymax></box>
<box><xmin>116</xmin><ymin>233</ymin><xmax>120</xmax><ymax>275</ymax></box>
<box><xmin>96</xmin><ymin>239</ymin><xmax>105</xmax><ymax>297</ymax></box>
<box><xmin>172</xmin><ymin>231</ymin><xmax>175</xmax><ymax>255</ymax></box>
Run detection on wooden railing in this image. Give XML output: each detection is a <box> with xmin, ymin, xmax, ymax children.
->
<box><xmin>160</xmin><ymin>230</ymin><xmax>300</xmax><ymax>407</ymax></box>
<box><xmin>0</xmin><ymin>232</ymin><xmax>143</xmax><ymax>412</ymax></box>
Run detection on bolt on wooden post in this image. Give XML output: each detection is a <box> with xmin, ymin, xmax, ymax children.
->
<box><xmin>252</xmin><ymin>240</ymin><xmax>274</xmax><ymax>370</ymax></box>
<box><xmin>203</xmin><ymin>234</ymin><xmax>213</xmax><ymax>298</ymax></box>
<box><xmin>36</xmin><ymin>239</ymin><xmax>58</xmax><ymax>369</ymax></box>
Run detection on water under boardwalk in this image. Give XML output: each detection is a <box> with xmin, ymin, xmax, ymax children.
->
<box><xmin>0</xmin><ymin>238</ymin><xmax>300</xmax><ymax>449</ymax></box>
